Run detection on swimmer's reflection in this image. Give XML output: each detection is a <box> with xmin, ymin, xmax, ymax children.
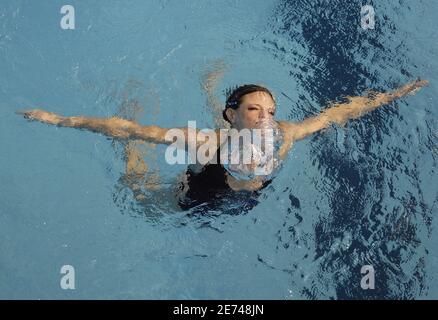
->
<box><xmin>17</xmin><ymin>77</ymin><xmax>428</xmax><ymax>213</ymax></box>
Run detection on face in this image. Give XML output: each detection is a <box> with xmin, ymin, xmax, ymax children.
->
<box><xmin>226</xmin><ymin>91</ymin><xmax>276</xmax><ymax>130</ymax></box>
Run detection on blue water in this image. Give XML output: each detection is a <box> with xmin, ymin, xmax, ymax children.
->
<box><xmin>1</xmin><ymin>0</ymin><xmax>437</xmax><ymax>299</ymax></box>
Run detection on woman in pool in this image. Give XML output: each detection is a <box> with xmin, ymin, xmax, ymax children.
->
<box><xmin>17</xmin><ymin>78</ymin><xmax>428</xmax><ymax>210</ymax></box>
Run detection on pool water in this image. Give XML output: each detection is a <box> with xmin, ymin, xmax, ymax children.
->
<box><xmin>1</xmin><ymin>0</ymin><xmax>437</xmax><ymax>299</ymax></box>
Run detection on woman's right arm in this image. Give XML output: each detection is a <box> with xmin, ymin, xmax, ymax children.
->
<box><xmin>16</xmin><ymin>109</ymin><xmax>220</xmax><ymax>152</ymax></box>
<box><xmin>17</xmin><ymin>109</ymin><xmax>171</xmax><ymax>143</ymax></box>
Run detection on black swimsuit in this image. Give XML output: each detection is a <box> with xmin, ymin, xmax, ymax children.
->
<box><xmin>178</xmin><ymin>148</ymin><xmax>272</xmax><ymax>213</ymax></box>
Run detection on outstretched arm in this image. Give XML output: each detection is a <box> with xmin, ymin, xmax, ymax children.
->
<box><xmin>17</xmin><ymin>110</ymin><xmax>172</xmax><ymax>143</ymax></box>
<box><xmin>281</xmin><ymin>79</ymin><xmax>429</xmax><ymax>142</ymax></box>
<box><xmin>16</xmin><ymin>109</ymin><xmax>221</xmax><ymax>152</ymax></box>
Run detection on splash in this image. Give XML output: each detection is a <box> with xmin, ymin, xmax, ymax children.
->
<box><xmin>223</xmin><ymin>118</ymin><xmax>284</xmax><ymax>181</ymax></box>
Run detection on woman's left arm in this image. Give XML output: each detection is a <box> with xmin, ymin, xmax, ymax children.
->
<box><xmin>281</xmin><ymin>79</ymin><xmax>429</xmax><ymax>142</ymax></box>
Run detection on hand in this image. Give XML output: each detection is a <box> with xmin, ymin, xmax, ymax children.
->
<box><xmin>413</xmin><ymin>79</ymin><xmax>429</xmax><ymax>88</ymax></box>
<box><xmin>395</xmin><ymin>78</ymin><xmax>429</xmax><ymax>98</ymax></box>
<box><xmin>16</xmin><ymin>109</ymin><xmax>64</xmax><ymax>125</ymax></box>
<box><xmin>408</xmin><ymin>79</ymin><xmax>429</xmax><ymax>94</ymax></box>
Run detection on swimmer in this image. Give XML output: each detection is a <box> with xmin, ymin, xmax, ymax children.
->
<box><xmin>16</xmin><ymin>79</ymin><xmax>429</xmax><ymax>207</ymax></box>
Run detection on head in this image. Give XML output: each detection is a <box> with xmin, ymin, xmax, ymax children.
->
<box><xmin>223</xmin><ymin>84</ymin><xmax>276</xmax><ymax>130</ymax></box>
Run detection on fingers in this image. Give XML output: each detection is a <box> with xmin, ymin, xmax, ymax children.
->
<box><xmin>407</xmin><ymin>79</ymin><xmax>429</xmax><ymax>91</ymax></box>
<box><xmin>15</xmin><ymin>109</ymin><xmax>41</xmax><ymax>121</ymax></box>
<box><xmin>16</xmin><ymin>109</ymin><xmax>62</xmax><ymax>125</ymax></box>
<box><xmin>405</xmin><ymin>78</ymin><xmax>429</xmax><ymax>96</ymax></box>
<box><xmin>392</xmin><ymin>79</ymin><xmax>428</xmax><ymax>99</ymax></box>
<box><xmin>414</xmin><ymin>78</ymin><xmax>429</xmax><ymax>88</ymax></box>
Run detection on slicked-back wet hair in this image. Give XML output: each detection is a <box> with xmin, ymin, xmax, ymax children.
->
<box><xmin>223</xmin><ymin>84</ymin><xmax>274</xmax><ymax>123</ymax></box>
